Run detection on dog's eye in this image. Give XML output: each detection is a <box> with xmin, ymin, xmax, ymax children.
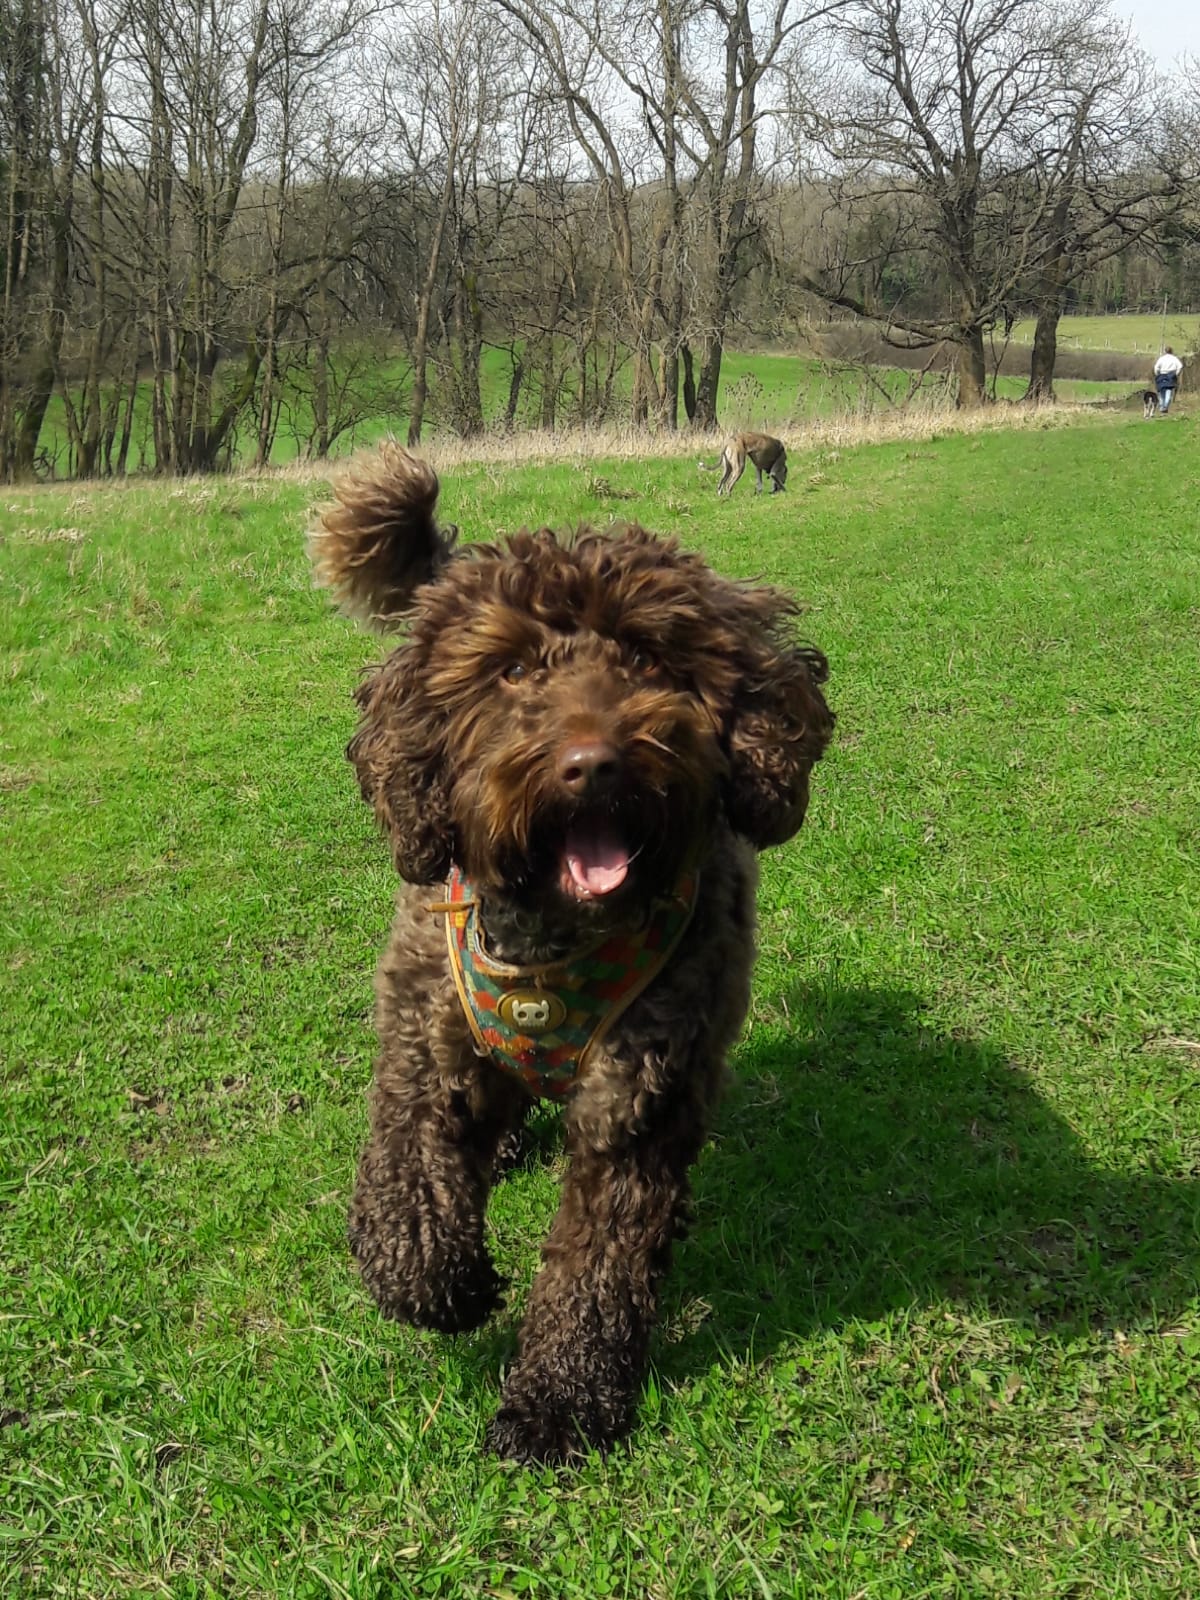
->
<box><xmin>502</xmin><ymin>663</ymin><xmax>527</xmax><ymax>684</ymax></box>
<box><xmin>629</xmin><ymin>649</ymin><xmax>657</xmax><ymax>676</ymax></box>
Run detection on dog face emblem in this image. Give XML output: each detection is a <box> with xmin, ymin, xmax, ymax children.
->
<box><xmin>497</xmin><ymin>991</ymin><xmax>568</xmax><ymax>1034</ymax></box>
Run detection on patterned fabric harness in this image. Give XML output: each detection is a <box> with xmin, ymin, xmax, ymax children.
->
<box><xmin>430</xmin><ymin>865</ymin><xmax>699</xmax><ymax>1099</ymax></box>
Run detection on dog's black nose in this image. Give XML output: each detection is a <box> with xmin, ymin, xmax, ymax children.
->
<box><xmin>557</xmin><ymin>739</ymin><xmax>621</xmax><ymax>796</ymax></box>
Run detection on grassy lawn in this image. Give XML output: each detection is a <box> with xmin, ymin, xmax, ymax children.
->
<box><xmin>41</xmin><ymin>344</ymin><xmax>1139</xmax><ymax>476</ymax></box>
<box><xmin>3</xmin><ymin>408</ymin><xmax>1200</xmax><ymax>1597</ymax></box>
<box><xmin>1009</xmin><ymin>312</ymin><xmax>1200</xmax><ymax>355</ymax></box>
<box><xmin>45</xmin><ymin>350</ymin><xmax>889</xmax><ymax>472</ymax></box>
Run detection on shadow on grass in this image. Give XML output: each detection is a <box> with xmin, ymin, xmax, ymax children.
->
<box><xmin>666</xmin><ymin>985</ymin><xmax>1200</xmax><ymax>1370</ymax></box>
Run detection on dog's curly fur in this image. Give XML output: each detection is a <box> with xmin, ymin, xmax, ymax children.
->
<box><xmin>310</xmin><ymin>442</ymin><xmax>834</xmax><ymax>1463</ymax></box>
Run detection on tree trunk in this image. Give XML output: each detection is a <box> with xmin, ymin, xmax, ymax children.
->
<box><xmin>76</xmin><ymin>336</ymin><xmax>107</xmax><ymax>478</ymax></box>
<box><xmin>658</xmin><ymin>261</ymin><xmax>684</xmax><ymax>430</ymax></box>
<box><xmin>681</xmin><ymin>343</ymin><xmax>696</xmax><ymax>423</ymax></box>
<box><xmin>13</xmin><ymin>207</ymin><xmax>70</xmax><ymax>479</ymax></box>
<box><xmin>313</xmin><ymin>329</ymin><xmax>331</xmax><ymax>458</ymax></box>
<box><xmin>255</xmin><ymin>293</ymin><xmax>280</xmax><ymax>467</ymax></box>
<box><xmin>539</xmin><ymin>343</ymin><xmax>557</xmax><ymax>430</ymax></box>
<box><xmin>450</xmin><ymin>266</ymin><xmax>484</xmax><ymax>437</ymax></box>
<box><xmin>147</xmin><ymin>53</ymin><xmax>174</xmax><ymax>475</ymax></box>
<box><xmin>631</xmin><ymin>346</ymin><xmax>654</xmax><ymax>426</ymax></box>
<box><xmin>408</xmin><ymin>164</ymin><xmax>457</xmax><ymax>448</ymax></box>
<box><xmin>204</xmin><ymin>343</ymin><xmax>262</xmax><ymax>467</ymax></box>
<box><xmin>692</xmin><ymin>339</ymin><xmax>722</xmax><ymax>430</ymax></box>
<box><xmin>115</xmin><ymin>354</ymin><xmax>139</xmax><ymax>475</ymax></box>
<box><xmin>12</xmin><ymin>357</ymin><xmax>54</xmax><ymax>479</ymax></box>
<box><xmin>1023</xmin><ymin>214</ymin><xmax>1071</xmax><ymax>404</ymax></box>
<box><xmin>956</xmin><ymin>327</ymin><xmax>987</xmax><ymax>408</ymax></box>
<box><xmin>1024</xmin><ymin>308</ymin><xmax>1061</xmax><ymax>403</ymax></box>
<box><xmin>503</xmin><ymin>354</ymin><xmax>524</xmax><ymax>431</ymax></box>
<box><xmin>658</xmin><ymin>348</ymin><xmax>679</xmax><ymax>430</ymax></box>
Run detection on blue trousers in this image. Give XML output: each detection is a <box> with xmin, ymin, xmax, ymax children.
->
<box><xmin>1155</xmin><ymin>375</ymin><xmax>1177</xmax><ymax>413</ymax></box>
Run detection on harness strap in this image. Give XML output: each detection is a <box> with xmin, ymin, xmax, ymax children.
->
<box><xmin>431</xmin><ymin>866</ymin><xmax>699</xmax><ymax>1098</ymax></box>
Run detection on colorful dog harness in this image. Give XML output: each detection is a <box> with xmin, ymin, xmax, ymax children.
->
<box><xmin>432</xmin><ymin>865</ymin><xmax>699</xmax><ymax>1098</ymax></box>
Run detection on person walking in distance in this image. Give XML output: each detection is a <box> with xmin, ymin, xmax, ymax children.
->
<box><xmin>1153</xmin><ymin>347</ymin><xmax>1183</xmax><ymax>415</ymax></box>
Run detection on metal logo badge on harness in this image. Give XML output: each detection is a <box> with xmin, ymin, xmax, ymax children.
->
<box><xmin>496</xmin><ymin>991</ymin><xmax>568</xmax><ymax>1033</ymax></box>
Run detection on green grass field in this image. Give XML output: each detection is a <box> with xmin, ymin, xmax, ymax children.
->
<box><xmin>4</xmin><ymin>410</ymin><xmax>1200</xmax><ymax>1597</ymax></box>
<box><xmin>1008</xmin><ymin>313</ymin><xmax>1200</xmax><ymax>355</ymax></box>
<box><xmin>46</xmin><ymin>350</ymin><xmax>915</xmax><ymax>472</ymax></box>
<box><xmin>41</xmin><ymin>342</ymin><xmax>1143</xmax><ymax>476</ymax></box>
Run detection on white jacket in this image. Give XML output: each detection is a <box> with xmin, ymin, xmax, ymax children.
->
<box><xmin>1154</xmin><ymin>351</ymin><xmax>1183</xmax><ymax>378</ymax></box>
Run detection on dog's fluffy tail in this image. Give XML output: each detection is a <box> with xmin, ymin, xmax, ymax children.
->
<box><xmin>309</xmin><ymin>442</ymin><xmax>456</xmax><ymax>629</ymax></box>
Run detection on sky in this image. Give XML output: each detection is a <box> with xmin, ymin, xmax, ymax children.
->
<box><xmin>1118</xmin><ymin>0</ymin><xmax>1199</xmax><ymax>68</ymax></box>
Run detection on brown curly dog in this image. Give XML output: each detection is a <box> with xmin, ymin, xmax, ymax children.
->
<box><xmin>309</xmin><ymin>444</ymin><xmax>834</xmax><ymax>1464</ymax></box>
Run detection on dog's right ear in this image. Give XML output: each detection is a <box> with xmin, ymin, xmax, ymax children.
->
<box><xmin>347</xmin><ymin>648</ymin><xmax>455</xmax><ymax>884</ymax></box>
<box><xmin>308</xmin><ymin>442</ymin><xmax>457</xmax><ymax>629</ymax></box>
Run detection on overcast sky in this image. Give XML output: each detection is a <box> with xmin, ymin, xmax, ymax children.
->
<box><xmin>1119</xmin><ymin>0</ymin><xmax>1199</xmax><ymax>68</ymax></box>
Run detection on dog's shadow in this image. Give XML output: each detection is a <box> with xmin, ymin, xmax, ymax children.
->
<box><xmin>662</xmin><ymin>985</ymin><xmax>1200</xmax><ymax>1372</ymax></box>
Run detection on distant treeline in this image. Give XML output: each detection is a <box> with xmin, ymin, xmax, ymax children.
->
<box><xmin>1</xmin><ymin>0</ymin><xmax>1197</xmax><ymax>479</ymax></box>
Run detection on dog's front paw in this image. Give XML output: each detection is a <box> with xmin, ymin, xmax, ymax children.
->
<box><xmin>405</xmin><ymin>1254</ymin><xmax>506</xmax><ymax>1334</ymax></box>
<box><xmin>486</xmin><ymin>1377</ymin><xmax>626</xmax><ymax>1465</ymax></box>
<box><xmin>348</xmin><ymin>1214</ymin><xmax>505</xmax><ymax>1334</ymax></box>
<box><xmin>486</xmin><ymin>1398</ymin><xmax>593</xmax><ymax>1465</ymax></box>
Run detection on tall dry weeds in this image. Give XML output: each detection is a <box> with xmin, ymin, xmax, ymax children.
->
<box><xmin>266</xmin><ymin>401</ymin><xmax>1090</xmax><ymax>483</ymax></box>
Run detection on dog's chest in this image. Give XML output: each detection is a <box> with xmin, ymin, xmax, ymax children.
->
<box><xmin>434</xmin><ymin>866</ymin><xmax>698</xmax><ymax>1098</ymax></box>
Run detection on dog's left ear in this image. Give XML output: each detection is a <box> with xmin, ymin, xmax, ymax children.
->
<box><xmin>720</xmin><ymin>599</ymin><xmax>834</xmax><ymax>848</ymax></box>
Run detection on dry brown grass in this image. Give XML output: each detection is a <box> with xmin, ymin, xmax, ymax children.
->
<box><xmin>263</xmin><ymin>400</ymin><xmax>1090</xmax><ymax>483</ymax></box>
<box><xmin>0</xmin><ymin>399</ymin><xmax>1100</xmax><ymax>500</ymax></box>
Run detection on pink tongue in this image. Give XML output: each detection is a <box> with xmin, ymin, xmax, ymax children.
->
<box><xmin>564</xmin><ymin>823</ymin><xmax>630</xmax><ymax>896</ymax></box>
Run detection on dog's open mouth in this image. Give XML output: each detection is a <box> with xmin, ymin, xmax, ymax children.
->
<box><xmin>560</xmin><ymin>818</ymin><xmax>631</xmax><ymax>900</ymax></box>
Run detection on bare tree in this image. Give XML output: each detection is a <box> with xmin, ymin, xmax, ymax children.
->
<box><xmin>487</xmin><ymin>0</ymin><xmax>677</xmax><ymax>424</ymax></box>
<box><xmin>112</xmin><ymin>0</ymin><xmax>373</xmax><ymax>473</ymax></box>
<box><xmin>378</xmin><ymin>0</ymin><xmax>544</xmax><ymax>442</ymax></box>
<box><xmin>792</xmin><ymin>0</ymin><xmax>1115</xmax><ymax>406</ymax></box>
<box><xmin>60</xmin><ymin>0</ymin><xmax>153</xmax><ymax>476</ymax></box>
<box><xmin>490</xmin><ymin>0</ymin><xmax>850</xmax><ymax>430</ymax></box>
<box><xmin>1020</xmin><ymin>41</ymin><xmax>1193</xmax><ymax>399</ymax></box>
<box><xmin>382</xmin><ymin>0</ymin><xmax>471</xmax><ymax>446</ymax></box>
<box><xmin>0</xmin><ymin>0</ymin><xmax>45</xmax><ymax>476</ymax></box>
<box><xmin>677</xmin><ymin>0</ymin><xmax>849</xmax><ymax>428</ymax></box>
<box><xmin>0</xmin><ymin>0</ymin><xmax>85</xmax><ymax>478</ymax></box>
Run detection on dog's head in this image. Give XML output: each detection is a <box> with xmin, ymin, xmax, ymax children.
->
<box><xmin>311</xmin><ymin>447</ymin><xmax>833</xmax><ymax>919</ymax></box>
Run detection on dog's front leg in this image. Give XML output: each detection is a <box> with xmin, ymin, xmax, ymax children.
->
<box><xmin>348</xmin><ymin>1056</ymin><xmax>523</xmax><ymax>1335</ymax></box>
<box><xmin>487</xmin><ymin>1111</ymin><xmax>704</xmax><ymax>1464</ymax></box>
